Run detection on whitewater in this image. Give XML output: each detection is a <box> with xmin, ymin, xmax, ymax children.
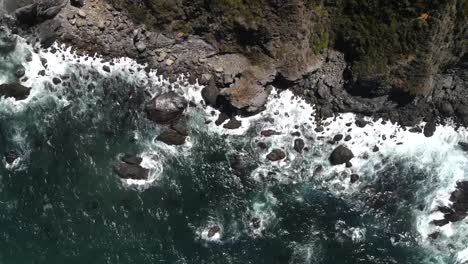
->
<box><xmin>1</xmin><ymin>27</ymin><xmax>468</xmax><ymax>263</ymax></box>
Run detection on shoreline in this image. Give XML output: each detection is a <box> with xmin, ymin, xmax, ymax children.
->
<box><xmin>2</xmin><ymin>0</ymin><xmax>468</xmax><ymax>135</ymax></box>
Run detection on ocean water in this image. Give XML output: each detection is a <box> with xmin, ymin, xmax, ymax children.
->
<box><xmin>1</xmin><ymin>28</ymin><xmax>468</xmax><ymax>264</ymax></box>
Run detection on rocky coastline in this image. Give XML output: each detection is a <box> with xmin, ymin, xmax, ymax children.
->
<box><xmin>1</xmin><ymin>0</ymin><xmax>468</xmax><ymax>131</ymax></box>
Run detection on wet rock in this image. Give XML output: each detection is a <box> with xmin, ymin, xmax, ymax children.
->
<box><xmin>102</xmin><ymin>65</ymin><xmax>110</xmax><ymax>72</ymax></box>
<box><xmin>423</xmin><ymin>121</ymin><xmax>436</xmax><ymax>137</ymax></box>
<box><xmin>428</xmin><ymin>232</ymin><xmax>440</xmax><ymax>240</ymax></box>
<box><xmin>251</xmin><ymin>217</ymin><xmax>261</xmax><ymax>229</ymax></box>
<box><xmin>112</xmin><ymin>160</ymin><xmax>149</xmax><ymax>180</ymax></box>
<box><xmin>201</xmin><ymin>81</ymin><xmax>219</xmax><ymax>106</ymax></box>
<box><xmin>4</xmin><ymin>150</ymin><xmax>20</xmax><ymax>164</ymax></box>
<box><xmin>145</xmin><ymin>91</ymin><xmax>188</xmax><ymax>124</ymax></box>
<box><xmin>350</xmin><ymin>174</ymin><xmax>359</xmax><ymax>183</ymax></box>
<box><xmin>15</xmin><ymin>66</ymin><xmax>26</xmax><ymax>78</ymax></box>
<box><xmin>313</xmin><ymin>165</ymin><xmax>324</xmax><ymax>177</ymax></box>
<box><xmin>0</xmin><ymin>83</ymin><xmax>31</xmax><ymax>100</ymax></box>
<box><xmin>215</xmin><ymin>112</ymin><xmax>229</xmax><ymax>126</ymax></box>
<box><xmin>409</xmin><ymin>127</ymin><xmax>422</xmax><ymax>133</ymax></box>
<box><xmin>314</xmin><ymin>126</ymin><xmax>324</xmax><ymax>133</ymax></box>
<box><xmin>38</xmin><ymin>70</ymin><xmax>46</xmax><ymax>76</ymax></box>
<box><xmin>329</xmin><ymin>145</ymin><xmax>354</xmax><ymax>165</ymax></box>
<box><xmin>52</xmin><ymin>77</ymin><xmax>62</xmax><ymax>85</ymax></box>
<box><xmin>333</xmin><ymin>134</ymin><xmax>343</xmax><ymax>142</ymax></box>
<box><xmin>71</xmin><ymin>0</ymin><xmax>85</xmax><ymax>7</ymax></box>
<box><xmin>223</xmin><ymin>118</ymin><xmax>242</xmax><ymax>129</ymax></box>
<box><xmin>344</xmin><ymin>135</ymin><xmax>352</xmax><ymax>141</ymax></box>
<box><xmin>266</xmin><ymin>149</ymin><xmax>286</xmax><ymax>161</ymax></box>
<box><xmin>156</xmin><ymin>129</ymin><xmax>186</xmax><ymax>146</ymax></box>
<box><xmin>293</xmin><ymin>138</ymin><xmax>305</xmax><ymax>153</ymax></box>
<box><xmin>345</xmin><ymin>161</ymin><xmax>352</xmax><ymax>168</ymax></box>
<box><xmin>261</xmin><ymin>130</ymin><xmax>280</xmax><ymax>137</ymax></box>
<box><xmin>121</xmin><ymin>155</ymin><xmax>143</xmax><ymax>166</ymax></box>
<box><xmin>208</xmin><ymin>226</ymin><xmax>221</xmax><ymax>238</ymax></box>
<box><xmin>436</xmin><ymin>181</ymin><xmax>468</xmax><ymax>226</ymax></box>
<box><xmin>459</xmin><ymin>142</ymin><xmax>468</xmax><ymax>152</ymax></box>
<box><xmin>355</xmin><ymin>118</ymin><xmax>369</xmax><ymax>128</ymax></box>
<box><xmin>170</xmin><ymin>122</ymin><xmax>189</xmax><ymax>137</ymax></box>
<box><xmin>257</xmin><ymin>142</ymin><xmax>268</xmax><ymax>149</ymax></box>
<box><xmin>372</xmin><ymin>146</ymin><xmax>380</xmax><ymax>152</ymax></box>
<box><xmin>291</xmin><ymin>131</ymin><xmax>301</xmax><ymax>137</ymax></box>
<box><xmin>432</xmin><ymin>218</ymin><xmax>449</xmax><ymax>227</ymax></box>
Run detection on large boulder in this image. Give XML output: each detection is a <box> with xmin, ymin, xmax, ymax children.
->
<box><xmin>0</xmin><ymin>83</ymin><xmax>31</xmax><ymax>100</ymax></box>
<box><xmin>156</xmin><ymin>129</ymin><xmax>186</xmax><ymax>146</ymax></box>
<box><xmin>145</xmin><ymin>91</ymin><xmax>188</xmax><ymax>124</ymax></box>
<box><xmin>112</xmin><ymin>155</ymin><xmax>148</xmax><ymax>180</ymax></box>
<box><xmin>329</xmin><ymin>145</ymin><xmax>354</xmax><ymax>165</ymax></box>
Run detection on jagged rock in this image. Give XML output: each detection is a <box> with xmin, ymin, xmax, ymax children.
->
<box><xmin>223</xmin><ymin>118</ymin><xmax>241</xmax><ymax>129</ymax></box>
<box><xmin>112</xmin><ymin>157</ymin><xmax>148</xmax><ymax>180</ymax></box>
<box><xmin>329</xmin><ymin>145</ymin><xmax>354</xmax><ymax>165</ymax></box>
<box><xmin>266</xmin><ymin>149</ymin><xmax>286</xmax><ymax>161</ymax></box>
<box><xmin>208</xmin><ymin>226</ymin><xmax>221</xmax><ymax>238</ymax></box>
<box><xmin>0</xmin><ymin>83</ymin><xmax>31</xmax><ymax>100</ymax></box>
<box><xmin>293</xmin><ymin>138</ymin><xmax>305</xmax><ymax>153</ymax></box>
<box><xmin>215</xmin><ymin>112</ymin><xmax>229</xmax><ymax>126</ymax></box>
<box><xmin>15</xmin><ymin>0</ymin><xmax>67</xmax><ymax>24</ymax></box>
<box><xmin>145</xmin><ymin>91</ymin><xmax>188</xmax><ymax>124</ymax></box>
<box><xmin>156</xmin><ymin>129</ymin><xmax>186</xmax><ymax>146</ymax></box>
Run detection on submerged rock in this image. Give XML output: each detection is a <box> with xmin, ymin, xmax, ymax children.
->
<box><xmin>0</xmin><ymin>83</ymin><xmax>31</xmax><ymax>100</ymax></box>
<box><xmin>261</xmin><ymin>130</ymin><xmax>280</xmax><ymax>137</ymax></box>
<box><xmin>145</xmin><ymin>91</ymin><xmax>188</xmax><ymax>124</ymax></box>
<box><xmin>329</xmin><ymin>145</ymin><xmax>354</xmax><ymax>165</ymax></box>
<box><xmin>4</xmin><ymin>150</ymin><xmax>20</xmax><ymax>164</ymax></box>
<box><xmin>112</xmin><ymin>156</ymin><xmax>148</xmax><ymax>180</ymax></box>
<box><xmin>266</xmin><ymin>149</ymin><xmax>286</xmax><ymax>161</ymax></box>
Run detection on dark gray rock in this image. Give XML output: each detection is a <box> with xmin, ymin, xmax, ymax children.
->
<box><xmin>266</xmin><ymin>149</ymin><xmax>286</xmax><ymax>161</ymax></box>
<box><xmin>145</xmin><ymin>91</ymin><xmax>188</xmax><ymax>124</ymax></box>
<box><xmin>329</xmin><ymin>145</ymin><xmax>354</xmax><ymax>165</ymax></box>
<box><xmin>350</xmin><ymin>174</ymin><xmax>359</xmax><ymax>183</ymax></box>
<box><xmin>333</xmin><ymin>134</ymin><xmax>343</xmax><ymax>142</ymax></box>
<box><xmin>201</xmin><ymin>80</ymin><xmax>219</xmax><ymax>106</ymax></box>
<box><xmin>112</xmin><ymin>161</ymin><xmax>148</xmax><ymax>180</ymax></box>
<box><xmin>52</xmin><ymin>77</ymin><xmax>61</xmax><ymax>85</ymax></box>
<box><xmin>102</xmin><ymin>65</ymin><xmax>111</xmax><ymax>72</ymax></box>
<box><xmin>293</xmin><ymin>138</ymin><xmax>305</xmax><ymax>153</ymax></box>
<box><xmin>71</xmin><ymin>0</ymin><xmax>85</xmax><ymax>7</ymax></box>
<box><xmin>261</xmin><ymin>130</ymin><xmax>280</xmax><ymax>137</ymax></box>
<box><xmin>0</xmin><ymin>83</ymin><xmax>31</xmax><ymax>100</ymax></box>
<box><xmin>208</xmin><ymin>226</ymin><xmax>221</xmax><ymax>238</ymax></box>
<box><xmin>423</xmin><ymin>121</ymin><xmax>436</xmax><ymax>137</ymax></box>
<box><xmin>156</xmin><ymin>129</ymin><xmax>186</xmax><ymax>146</ymax></box>
<box><xmin>121</xmin><ymin>155</ymin><xmax>143</xmax><ymax>165</ymax></box>
<box><xmin>223</xmin><ymin>118</ymin><xmax>241</xmax><ymax>129</ymax></box>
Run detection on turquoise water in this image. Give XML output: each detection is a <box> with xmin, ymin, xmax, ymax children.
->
<box><xmin>0</xmin><ymin>28</ymin><xmax>464</xmax><ymax>264</ymax></box>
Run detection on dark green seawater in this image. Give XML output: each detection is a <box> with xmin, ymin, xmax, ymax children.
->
<box><xmin>0</xmin><ymin>28</ymin><xmax>464</xmax><ymax>264</ymax></box>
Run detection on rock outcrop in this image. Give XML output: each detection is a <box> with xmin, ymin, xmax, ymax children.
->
<box><xmin>329</xmin><ymin>145</ymin><xmax>354</xmax><ymax>165</ymax></box>
<box><xmin>112</xmin><ymin>155</ymin><xmax>149</xmax><ymax>180</ymax></box>
<box><xmin>145</xmin><ymin>91</ymin><xmax>187</xmax><ymax>124</ymax></box>
<box><xmin>0</xmin><ymin>83</ymin><xmax>31</xmax><ymax>100</ymax></box>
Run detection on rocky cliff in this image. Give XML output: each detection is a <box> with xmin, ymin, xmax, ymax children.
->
<box><xmin>3</xmin><ymin>0</ymin><xmax>468</xmax><ymax>128</ymax></box>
